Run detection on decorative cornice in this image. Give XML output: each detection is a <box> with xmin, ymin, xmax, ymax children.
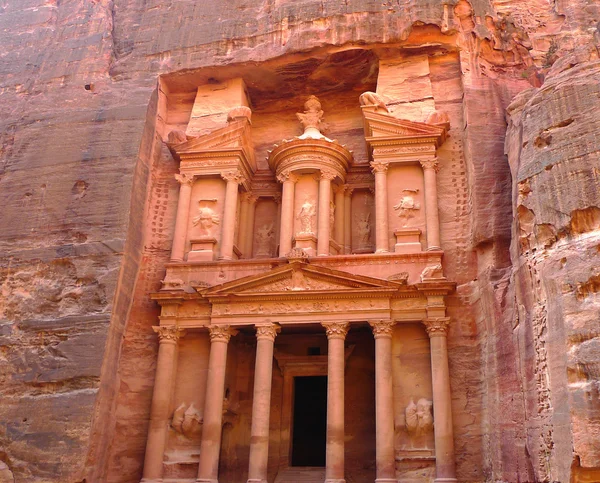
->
<box><xmin>174</xmin><ymin>173</ymin><xmax>194</xmax><ymax>186</ymax></box>
<box><xmin>255</xmin><ymin>322</ymin><xmax>281</xmax><ymax>341</ymax></box>
<box><xmin>208</xmin><ymin>325</ymin><xmax>238</xmax><ymax>342</ymax></box>
<box><xmin>370</xmin><ymin>160</ymin><xmax>389</xmax><ymax>174</ymax></box>
<box><xmin>153</xmin><ymin>325</ymin><xmax>185</xmax><ymax>343</ymax></box>
<box><xmin>423</xmin><ymin>317</ymin><xmax>450</xmax><ymax>337</ymax></box>
<box><xmin>322</xmin><ymin>321</ymin><xmax>350</xmax><ymax>339</ymax></box>
<box><xmin>369</xmin><ymin>319</ymin><xmax>395</xmax><ymax>338</ymax></box>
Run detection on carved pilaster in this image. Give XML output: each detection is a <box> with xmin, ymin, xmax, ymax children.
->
<box><xmin>369</xmin><ymin>319</ymin><xmax>394</xmax><ymax>339</ymax></box>
<box><xmin>423</xmin><ymin>317</ymin><xmax>450</xmax><ymax>338</ymax></box>
<box><xmin>322</xmin><ymin>321</ymin><xmax>350</xmax><ymax>340</ymax></box>
<box><xmin>153</xmin><ymin>325</ymin><xmax>185</xmax><ymax>343</ymax></box>
<box><xmin>208</xmin><ymin>325</ymin><xmax>238</xmax><ymax>343</ymax></box>
<box><xmin>255</xmin><ymin>322</ymin><xmax>281</xmax><ymax>341</ymax></box>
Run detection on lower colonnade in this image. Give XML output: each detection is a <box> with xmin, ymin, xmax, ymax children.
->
<box><xmin>141</xmin><ymin>317</ymin><xmax>457</xmax><ymax>483</ymax></box>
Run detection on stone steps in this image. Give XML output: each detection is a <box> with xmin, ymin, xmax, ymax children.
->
<box><xmin>274</xmin><ymin>466</ymin><xmax>326</xmax><ymax>482</ymax></box>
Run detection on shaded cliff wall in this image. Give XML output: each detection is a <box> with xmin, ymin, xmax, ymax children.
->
<box><xmin>0</xmin><ymin>0</ymin><xmax>598</xmax><ymax>481</ymax></box>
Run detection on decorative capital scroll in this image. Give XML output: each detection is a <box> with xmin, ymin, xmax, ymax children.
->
<box><xmin>221</xmin><ymin>169</ymin><xmax>244</xmax><ymax>184</ymax></box>
<box><xmin>153</xmin><ymin>325</ymin><xmax>185</xmax><ymax>343</ymax></box>
<box><xmin>255</xmin><ymin>322</ymin><xmax>281</xmax><ymax>341</ymax></box>
<box><xmin>322</xmin><ymin>321</ymin><xmax>350</xmax><ymax>340</ymax></box>
<box><xmin>276</xmin><ymin>170</ymin><xmax>298</xmax><ymax>184</ymax></box>
<box><xmin>208</xmin><ymin>325</ymin><xmax>238</xmax><ymax>343</ymax></box>
<box><xmin>370</xmin><ymin>160</ymin><xmax>389</xmax><ymax>174</ymax></box>
<box><xmin>174</xmin><ymin>173</ymin><xmax>194</xmax><ymax>186</ymax></box>
<box><xmin>319</xmin><ymin>169</ymin><xmax>337</xmax><ymax>181</ymax></box>
<box><xmin>369</xmin><ymin>319</ymin><xmax>395</xmax><ymax>339</ymax></box>
<box><xmin>419</xmin><ymin>158</ymin><xmax>440</xmax><ymax>172</ymax></box>
<box><xmin>344</xmin><ymin>185</ymin><xmax>354</xmax><ymax>197</ymax></box>
<box><xmin>423</xmin><ymin>317</ymin><xmax>450</xmax><ymax>337</ymax></box>
<box><xmin>240</xmin><ymin>192</ymin><xmax>259</xmax><ymax>204</ymax></box>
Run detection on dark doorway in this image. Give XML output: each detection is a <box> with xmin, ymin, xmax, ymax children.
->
<box><xmin>291</xmin><ymin>375</ymin><xmax>327</xmax><ymax>467</ymax></box>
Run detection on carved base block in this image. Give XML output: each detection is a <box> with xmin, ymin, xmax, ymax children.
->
<box><xmin>187</xmin><ymin>237</ymin><xmax>217</xmax><ymax>261</ymax></box>
<box><xmin>294</xmin><ymin>233</ymin><xmax>317</xmax><ymax>257</ymax></box>
<box><xmin>394</xmin><ymin>228</ymin><xmax>422</xmax><ymax>254</ymax></box>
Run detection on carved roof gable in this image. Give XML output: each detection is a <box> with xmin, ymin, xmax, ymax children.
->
<box><xmin>200</xmin><ymin>261</ymin><xmax>402</xmax><ymax>298</ymax></box>
<box><xmin>362</xmin><ymin>110</ymin><xmax>447</xmax><ymax>147</ymax></box>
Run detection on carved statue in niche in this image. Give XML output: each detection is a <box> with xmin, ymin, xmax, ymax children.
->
<box><xmin>297</xmin><ymin>199</ymin><xmax>316</xmax><ymax>235</ymax></box>
<box><xmin>296</xmin><ymin>95</ymin><xmax>324</xmax><ymax>132</ymax></box>
<box><xmin>193</xmin><ymin>199</ymin><xmax>220</xmax><ymax>236</ymax></box>
<box><xmin>405</xmin><ymin>398</ymin><xmax>434</xmax><ymax>437</ymax></box>
<box><xmin>393</xmin><ymin>189</ymin><xmax>421</xmax><ymax>227</ymax></box>
<box><xmin>255</xmin><ymin>223</ymin><xmax>274</xmax><ymax>256</ymax></box>
<box><xmin>329</xmin><ymin>200</ymin><xmax>335</xmax><ymax>236</ymax></box>
<box><xmin>356</xmin><ymin>212</ymin><xmax>371</xmax><ymax>248</ymax></box>
<box><xmin>172</xmin><ymin>402</ymin><xmax>202</xmax><ymax>438</ymax></box>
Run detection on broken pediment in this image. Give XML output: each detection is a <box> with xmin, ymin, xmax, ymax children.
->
<box><xmin>199</xmin><ymin>261</ymin><xmax>403</xmax><ymax>299</ymax></box>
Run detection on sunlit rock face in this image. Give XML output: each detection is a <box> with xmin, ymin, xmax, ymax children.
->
<box><xmin>0</xmin><ymin>1</ymin><xmax>598</xmax><ymax>482</ymax></box>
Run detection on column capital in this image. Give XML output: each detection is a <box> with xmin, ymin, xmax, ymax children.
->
<box><xmin>276</xmin><ymin>170</ymin><xmax>298</xmax><ymax>184</ymax></box>
<box><xmin>221</xmin><ymin>169</ymin><xmax>245</xmax><ymax>184</ymax></box>
<box><xmin>272</xmin><ymin>193</ymin><xmax>282</xmax><ymax>204</ymax></box>
<box><xmin>343</xmin><ymin>185</ymin><xmax>354</xmax><ymax>197</ymax></box>
<box><xmin>174</xmin><ymin>173</ymin><xmax>194</xmax><ymax>186</ymax></box>
<box><xmin>208</xmin><ymin>325</ymin><xmax>238</xmax><ymax>343</ymax></box>
<box><xmin>419</xmin><ymin>158</ymin><xmax>440</xmax><ymax>172</ymax></box>
<box><xmin>333</xmin><ymin>183</ymin><xmax>346</xmax><ymax>195</ymax></box>
<box><xmin>241</xmin><ymin>192</ymin><xmax>259</xmax><ymax>204</ymax></box>
<box><xmin>319</xmin><ymin>168</ymin><xmax>337</xmax><ymax>181</ymax></box>
<box><xmin>153</xmin><ymin>325</ymin><xmax>185</xmax><ymax>343</ymax></box>
<box><xmin>370</xmin><ymin>160</ymin><xmax>389</xmax><ymax>174</ymax></box>
<box><xmin>423</xmin><ymin>317</ymin><xmax>450</xmax><ymax>337</ymax></box>
<box><xmin>369</xmin><ymin>319</ymin><xmax>394</xmax><ymax>339</ymax></box>
<box><xmin>322</xmin><ymin>321</ymin><xmax>350</xmax><ymax>339</ymax></box>
<box><xmin>255</xmin><ymin>322</ymin><xmax>281</xmax><ymax>341</ymax></box>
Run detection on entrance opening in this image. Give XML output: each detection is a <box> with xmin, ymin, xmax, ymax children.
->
<box><xmin>291</xmin><ymin>376</ymin><xmax>327</xmax><ymax>467</ymax></box>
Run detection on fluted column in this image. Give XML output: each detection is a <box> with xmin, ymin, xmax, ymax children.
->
<box><xmin>243</xmin><ymin>194</ymin><xmax>259</xmax><ymax>258</ymax></box>
<box><xmin>170</xmin><ymin>174</ymin><xmax>194</xmax><ymax>262</ymax></box>
<box><xmin>322</xmin><ymin>322</ymin><xmax>349</xmax><ymax>483</ymax></box>
<box><xmin>369</xmin><ymin>320</ymin><xmax>396</xmax><ymax>483</ymax></box>
<box><xmin>247</xmin><ymin>323</ymin><xmax>281</xmax><ymax>483</ymax></box>
<box><xmin>278</xmin><ymin>171</ymin><xmax>297</xmax><ymax>256</ymax></box>
<box><xmin>371</xmin><ymin>161</ymin><xmax>390</xmax><ymax>253</ymax></box>
<box><xmin>343</xmin><ymin>187</ymin><xmax>353</xmax><ymax>254</ymax></box>
<box><xmin>141</xmin><ymin>326</ymin><xmax>184</xmax><ymax>482</ymax></box>
<box><xmin>238</xmin><ymin>193</ymin><xmax>251</xmax><ymax>258</ymax></box>
<box><xmin>423</xmin><ymin>318</ymin><xmax>456</xmax><ymax>482</ymax></box>
<box><xmin>420</xmin><ymin>158</ymin><xmax>441</xmax><ymax>250</ymax></box>
<box><xmin>334</xmin><ymin>185</ymin><xmax>345</xmax><ymax>247</ymax></box>
<box><xmin>219</xmin><ymin>170</ymin><xmax>244</xmax><ymax>260</ymax></box>
<box><xmin>197</xmin><ymin>326</ymin><xmax>237</xmax><ymax>483</ymax></box>
<box><xmin>317</xmin><ymin>169</ymin><xmax>336</xmax><ymax>256</ymax></box>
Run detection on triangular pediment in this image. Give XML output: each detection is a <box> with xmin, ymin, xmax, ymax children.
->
<box><xmin>170</xmin><ymin>118</ymin><xmax>255</xmax><ymax>166</ymax></box>
<box><xmin>362</xmin><ymin>110</ymin><xmax>447</xmax><ymax>146</ymax></box>
<box><xmin>200</xmin><ymin>261</ymin><xmax>401</xmax><ymax>298</ymax></box>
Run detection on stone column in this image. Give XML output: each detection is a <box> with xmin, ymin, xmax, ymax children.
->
<box><xmin>141</xmin><ymin>326</ymin><xmax>184</xmax><ymax>482</ymax></box>
<box><xmin>371</xmin><ymin>161</ymin><xmax>390</xmax><ymax>253</ymax></box>
<box><xmin>278</xmin><ymin>171</ymin><xmax>297</xmax><ymax>257</ymax></box>
<box><xmin>420</xmin><ymin>158</ymin><xmax>441</xmax><ymax>250</ymax></box>
<box><xmin>334</xmin><ymin>185</ymin><xmax>345</xmax><ymax>247</ymax></box>
<box><xmin>322</xmin><ymin>322</ymin><xmax>350</xmax><ymax>483</ymax></box>
<box><xmin>170</xmin><ymin>174</ymin><xmax>194</xmax><ymax>262</ymax></box>
<box><xmin>369</xmin><ymin>320</ymin><xmax>396</xmax><ymax>483</ymax></box>
<box><xmin>243</xmin><ymin>194</ymin><xmax>259</xmax><ymax>258</ymax></box>
<box><xmin>317</xmin><ymin>169</ymin><xmax>336</xmax><ymax>256</ymax></box>
<box><xmin>247</xmin><ymin>323</ymin><xmax>280</xmax><ymax>483</ymax></box>
<box><xmin>238</xmin><ymin>193</ymin><xmax>251</xmax><ymax>258</ymax></box>
<box><xmin>197</xmin><ymin>326</ymin><xmax>237</xmax><ymax>483</ymax></box>
<box><xmin>343</xmin><ymin>187</ymin><xmax>353</xmax><ymax>254</ymax></box>
<box><xmin>219</xmin><ymin>170</ymin><xmax>243</xmax><ymax>260</ymax></box>
<box><xmin>423</xmin><ymin>318</ymin><xmax>456</xmax><ymax>483</ymax></box>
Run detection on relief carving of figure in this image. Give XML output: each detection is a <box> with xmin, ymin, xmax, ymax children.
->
<box><xmin>193</xmin><ymin>199</ymin><xmax>220</xmax><ymax>236</ymax></box>
<box><xmin>405</xmin><ymin>398</ymin><xmax>434</xmax><ymax>437</ymax></box>
<box><xmin>255</xmin><ymin>223</ymin><xmax>274</xmax><ymax>256</ymax></box>
<box><xmin>329</xmin><ymin>201</ymin><xmax>335</xmax><ymax>235</ymax></box>
<box><xmin>296</xmin><ymin>95</ymin><xmax>324</xmax><ymax>132</ymax></box>
<box><xmin>172</xmin><ymin>402</ymin><xmax>202</xmax><ymax>438</ymax></box>
<box><xmin>356</xmin><ymin>212</ymin><xmax>371</xmax><ymax>247</ymax></box>
<box><xmin>297</xmin><ymin>199</ymin><xmax>316</xmax><ymax>235</ymax></box>
<box><xmin>394</xmin><ymin>189</ymin><xmax>421</xmax><ymax>227</ymax></box>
